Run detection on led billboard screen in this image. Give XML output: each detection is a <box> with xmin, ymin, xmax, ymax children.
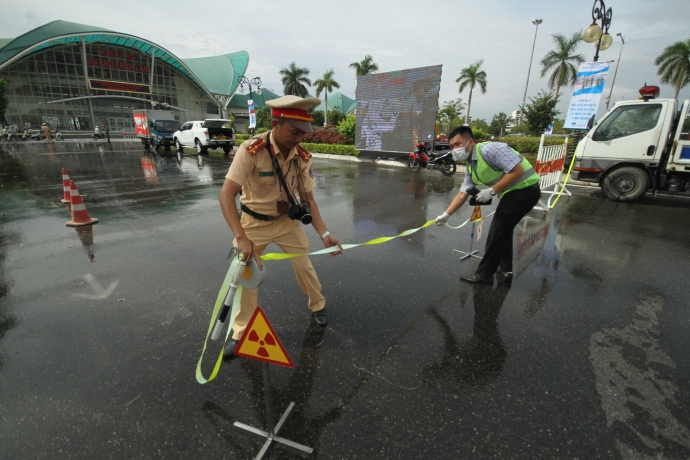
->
<box><xmin>355</xmin><ymin>65</ymin><xmax>442</xmax><ymax>152</ymax></box>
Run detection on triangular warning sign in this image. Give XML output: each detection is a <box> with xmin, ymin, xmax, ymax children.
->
<box><xmin>234</xmin><ymin>307</ymin><xmax>294</xmax><ymax>368</ymax></box>
<box><xmin>470</xmin><ymin>205</ymin><xmax>482</xmax><ymax>222</ymax></box>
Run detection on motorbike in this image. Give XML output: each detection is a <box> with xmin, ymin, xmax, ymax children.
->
<box><xmin>407</xmin><ymin>137</ymin><xmax>456</xmax><ymax>176</ymax></box>
<box><xmin>93</xmin><ymin>132</ymin><xmax>105</xmax><ymax>140</ymax></box>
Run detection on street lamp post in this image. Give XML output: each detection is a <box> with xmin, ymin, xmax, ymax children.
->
<box><xmin>519</xmin><ymin>19</ymin><xmax>543</xmax><ymax>127</ymax></box>
<box><xmin>239</xmin><ymin>76</ymin><xmax>262</xmax><ymax>134</ymax></box>
<box><xmin>605</xmin><ymin>33</ymin><xmax>625</xmax><ymax>110</ymax></box>
<box><xmin>582</xmin><ymin>0</ymin><xmax>613</xmax><ymax>62</ymax></box>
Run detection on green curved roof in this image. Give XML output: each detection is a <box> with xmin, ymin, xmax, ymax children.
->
<box><xmin>182</xmin><ymin>51</ymin><xmax>248</xmax><ymax>97</ymax></box>
<box><xmin>0</xmin><ymin>20</ymin><xmax>249</xmax><ymax>101</ymax></box>
<box><xmin>315</xmin><ymin>92</ymin><xmax>355</xmax><ymax>114</ymax></box>
<box><xmin>228</xmin><ymin>88</ymin><xmax>281</xmax><ymax>109</ymax></box>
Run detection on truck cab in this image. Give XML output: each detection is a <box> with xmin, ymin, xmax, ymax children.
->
<box><xmin>133</xmin><ymin>110</ymin><xmax>180</xmax><ymax>151</ymax></box>
<box><xmin>571</xmin><ymin>85</ymin><xmax>690</xmax><ymax>201</ymax></box>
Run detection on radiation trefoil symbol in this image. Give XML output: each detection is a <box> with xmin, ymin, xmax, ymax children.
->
<box><xmin>234</xmin><ymin>306</ymin><xmax>295</xmax><ymax>368</ymax></box>
<box><xmin>247</xmin><ymin>329</ymin><xmax>276</xmax><ymax>357</ymax></box>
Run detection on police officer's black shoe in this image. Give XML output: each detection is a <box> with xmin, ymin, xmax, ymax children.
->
<box><xmin>495</xmin><ymin>271</ymin><xmax>513</xmax><ymax>284</ymax></box>
<box><xmin>312</xmin><ymin>308</ymin><xmax>328</xmax><ymax>327</ymax></box>
<box><xmin>223</xmin><ymin>338</ymin><xmax>239</xmax><ymax>360</ymax></box>
<box><xmin>459</xmin><ymin>274</ymin><xmax>494</xmax><ymax>285</ymax></box>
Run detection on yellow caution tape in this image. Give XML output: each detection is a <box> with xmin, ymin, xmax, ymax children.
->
<box><xmin>196</xmin><ymin>257</ymin><xmax>243</xmax><ymax>384</ymax></box>
<box><xmin>260</xmin><ymin>212</ymin><xmax>496</xmax><ymax>260</ymax></box>
<box><xmin>196</xmin><ymin>212</ymin><xmax>496</xmax><ymax>383</ymax></box>
<box><xmin>550</xmin><ymin>148</ymin><xmax>578</xmax><ymax>208</ymax></box>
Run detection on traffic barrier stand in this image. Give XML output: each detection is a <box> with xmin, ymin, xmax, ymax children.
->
<box><xmin>453</xmin><ymin>206</ymin><xmax>484</xmax><ymax>261</ymax></box>
<box><xmin>66</xmin><ymin>181</ymin><xmax>99</xmax><ymax>227</ymax></box>
<box><xmin>61</xmin><ymin>168</ymin><xmax>71</xmax><ymax>204</ymax></box>
<box><xmin>533</xmin><ymin>134</ymin><xmax>570</xmax><ymax>215</ymax></box>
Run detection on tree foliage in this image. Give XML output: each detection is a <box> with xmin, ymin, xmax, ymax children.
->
<box><xmin>456</xmin><ymin>60</ymin><xmax>487</xmax><ymax>124</ymax></box>
<box><xmin>314</xmin><ymin>69</ymin><xmax>340</xmax><ymax>125</ymax></box>
<box><xmin>349</xmin><ymin>55</ymin><xmax>379</xmax><ymax>77</ymax></box>
<box><xmin>337</xmin><ymin>114</ymin><xmax>356</xmax><ymax>141</ymax></box>
<box><xmin>655</xmin><ymin>39</ymin><xmax>690</xmax><ymax>100</ymax></box>
<box><xmin>488</xmin><ymin>112</ymin><xmax>512</xmax><ymax>138</ymax></box>
<box><xmin>436</xmin><ymin>98</ymin><xmax>465</xmax><ymax>137</ymax></box>
<box><xmin>279</xmin><ymin>62</ymin><xmax>311</xmax><ymax>97</ymax></box>
<box><xmin>256</xmin><ymin>106</ymin><xmax>272</xmax><ymax>130</ymax></box>
<box><xmin>520</xmin><ymin>90</ymin><xmax>561</xmax><ymax>136</ymax></box>
<box><xmin>540</xmin><ymin>31</ymin><xmax>584</xmax><ymax>99</ymax></box>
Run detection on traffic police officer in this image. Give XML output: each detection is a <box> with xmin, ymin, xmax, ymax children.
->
<box><xmin>435</xmin><ymin>126</ymin><xmax>541</xmax><ymax>285</ymax></box>
<box><xmin>218</xmin><ymin>95</ymin><xmax>343</xmax><ymax>357</ymax></box>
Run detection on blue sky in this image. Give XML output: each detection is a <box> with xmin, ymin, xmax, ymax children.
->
<box><xmin>2</xmin><ymin>0</ymin><xmax>689</xmax><ymax>122</ymax></box>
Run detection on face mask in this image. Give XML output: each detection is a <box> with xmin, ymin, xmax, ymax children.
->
<box><xmin>451</xmin><ymin>142</ymin><xmax>472</xmax><ymax>162</ymax></box>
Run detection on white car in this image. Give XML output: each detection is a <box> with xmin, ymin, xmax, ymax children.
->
<box><xmin>173</xmin><ymin>119</ymin><xmax>235</xmax><ymax>155</ymax></box>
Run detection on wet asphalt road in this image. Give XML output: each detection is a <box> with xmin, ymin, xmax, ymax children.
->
<box><xmin>1</xmin><ymin>141</ymin><xmax>690</xmax><ymax>459</ymax></box>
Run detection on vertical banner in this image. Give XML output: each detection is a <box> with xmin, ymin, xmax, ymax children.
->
<box><xmin>564</xmin><ymin>62</ymin><xmax>610</xmax><ymax>130</ymax></box>
<box><xmin>248</xmin><ymin>99</ymin><xmax>256</xmax><ymax>129</ymax></box>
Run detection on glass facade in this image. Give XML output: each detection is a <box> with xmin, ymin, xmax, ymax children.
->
<box><xmin>0</xmin><ymin>43</ymin><xmax>215</xmax><ymax>130</ymax></box>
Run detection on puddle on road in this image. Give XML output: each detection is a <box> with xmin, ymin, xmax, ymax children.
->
<box><xmin>589</xmin><ymin>292</ymin><xmax>690</xmax><ymax>459</ymax></box>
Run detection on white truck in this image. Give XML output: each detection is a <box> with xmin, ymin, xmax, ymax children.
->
<box><xmin>173</xmin><ymin>119</ymin><xmax>235</xmax><ymax>155</ymax></box>
<box><xmin>571</xmin><ymin>85</ymin><xmax>690</xmax><ymax>201</ymax></box>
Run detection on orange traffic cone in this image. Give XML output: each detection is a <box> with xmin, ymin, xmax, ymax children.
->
<box><xmin>61</xmin><ymin>168</ymin><xmax>71</xmax><ymax>203</ymax></box>
<box><xmin>66</xmin><ymin>181</ymin><xmax>98</xmax><ymax>227</ymax></box>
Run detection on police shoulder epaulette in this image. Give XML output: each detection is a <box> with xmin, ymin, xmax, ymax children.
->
<box><xmin>246</xmin><ymin>138</ymin><xmax>267</xmax><ymax>156</ymax></box>
<box><xmin>296</xmin><ymin>144</ymin><xmax>312</xmax><ymax>161</ymax></box>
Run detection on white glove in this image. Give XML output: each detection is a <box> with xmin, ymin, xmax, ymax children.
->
<box><xmin>435</xmin><ymin>212</ymin><xmax>450</xmax><ymax>226</ymax></box>
<box><xmin>476</xmin><ymin>188</ymin><xmax>494</xmax><ymax>203</ymax></box>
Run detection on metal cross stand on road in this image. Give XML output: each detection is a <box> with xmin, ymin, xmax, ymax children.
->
<box><xmin>232</xmin><ymin>307</ymin><xmax>312</xmax><ymax>459</ymax></box>
<box><xmin>453</xmin><ymin>206</ymin><xmax>484</xmax><ymax>261</ymax></box>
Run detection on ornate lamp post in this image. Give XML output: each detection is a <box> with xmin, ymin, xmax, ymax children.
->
<box><xmin>582</xmin><ymin>0</ymin><xmax>613</xmax><ymax>62</ymax></box>
<box><xmin>239</xmin><ymin>76</ymin><xmax>262</xmax><ymax>100</ymax></box>
<box><xmin>239</xmin><ymin>76</ymin><xmax>262</xmax><ymax>134</ymax></box>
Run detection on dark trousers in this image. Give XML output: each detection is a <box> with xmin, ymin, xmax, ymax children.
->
<box><xmin>475</xmin><ymin>185</ymin><xmax>541</xmax><ymax>279</ymax></box>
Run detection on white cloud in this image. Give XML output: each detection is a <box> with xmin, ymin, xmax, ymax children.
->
<box><xmin>1</xmin><ymin>0</ymin><xmax>689</xmax><ymax>121</ymax></box>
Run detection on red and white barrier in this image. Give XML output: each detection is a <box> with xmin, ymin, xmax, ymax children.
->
<box><xmin>534</xmin><ymin>134</ymin><xmax>570</xmax><ymax>213</ymax></box>
<box><xmin>61</xmin><ymin>168</ymin><xmax>71</xmax><ymax>204</ymax></box>
<box><xmin>66</xmin><ymin>181</ymin><xmax>99</xmax><ymax>227</ymax></box>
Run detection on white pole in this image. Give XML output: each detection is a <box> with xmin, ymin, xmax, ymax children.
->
<box><xmin>520</xmin><ymin>19</ymin><xmax>543</xmax><ymax>126</ymax></box>
<box><xmin>605</xmin><ymin>34</ymin><xmax>625</xmax><ymax>111</ymax></box>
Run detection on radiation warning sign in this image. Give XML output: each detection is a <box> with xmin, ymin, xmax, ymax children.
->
<box><xmin>470</xmin><ymin>205</ymin><xmax>482</xmax><ymax>222</ymax></box>
<box><xmin>234</xmin><ymin>307</ymin><xmax>295</xmax><ymax>368</ymax></box>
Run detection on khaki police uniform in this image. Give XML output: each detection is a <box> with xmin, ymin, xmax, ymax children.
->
<box><xmin>42</xmin><ymin>124</ymin><xmax>53</xmax><ymax>142</ymax></box>
<box><xmin>225</xmin><ymin>131</ymin><xmax>324</xmax><ymax>340</ymax></box>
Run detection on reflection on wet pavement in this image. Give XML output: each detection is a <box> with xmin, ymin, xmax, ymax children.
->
<box><xmin>1</xmin><ymin>142</ymin><xmax>690</xmax><ymax>458</ymax></box>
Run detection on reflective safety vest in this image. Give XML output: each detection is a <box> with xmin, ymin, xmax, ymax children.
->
<box><xmin>467</xmin><ymin>142</ymin><xmax>540</xmax><ymax>198</ymax></box>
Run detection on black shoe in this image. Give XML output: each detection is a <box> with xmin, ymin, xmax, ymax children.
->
<box><xmin>495</xmin><ymin>271</ymin><xmax>513</xmax><ymax>284</ymax></box>
<box><xmin>223</xmin><ymin>338</ymin><xmax>239</xmax><ymax>360</ymax></box>
<box><xmin>459</xmin><ymin>274</ymin><xmax>494</xmax><ymax>285</ymax></box>
<box><xmin>312</xmin><ymin>308</ymin><xmax>328</xmax><ymax>327</ymax></box>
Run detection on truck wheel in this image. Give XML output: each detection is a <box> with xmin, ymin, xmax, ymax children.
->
<box><xmin>601</xmin><ymin>167</ymin><xmax>648</xmax><ymax>202</ymax></box>
<box><xmin>175</xmin><ymin>138</ymin><xmax>183</xmax><ymax>152</ymax></box>
<box><xmin>195</xmin><ymin>139</ymin><xmax>207</xmax><ymax>154</ymax></box>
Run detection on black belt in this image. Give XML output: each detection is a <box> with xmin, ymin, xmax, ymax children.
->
<box><xmin>241</xmin><ymin>204</ymin><xmax>282</xmax><ymax>221</ymax></box>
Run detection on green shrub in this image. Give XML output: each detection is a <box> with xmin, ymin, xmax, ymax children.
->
<box><xmin>500</xmin><ymin>136</ymin><xmax>568</xmax><ymax>154</ymax></box>
<box><xmin>236</xmin><ymin>133</ymin><xmax>251</xmax><ymax>142</ymax></box>
<box><xmin>301</xmin><ymin>143</ymin><xmax>359</xmax><ymax>156</ymax></box>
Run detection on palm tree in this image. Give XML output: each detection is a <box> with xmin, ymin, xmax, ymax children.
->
<box><xmin>540</xmin><ymin>31</ymin><xmax>585</xmax><ymax>99</ymax></box>
<box><xmin>279</xmin><ymin>62</ymin><xmax>311</xmax><ymax>97</ymax></box>
<box><xmin>349</xmin><ymin>55</ymin><xmax>379</xmax><ymax>77</ymax></box>
<box><xmin>655</xmin><ymin>39</ymin><xmax>690</xmax><ymax>100</ymax></box>
<box><xmin>456</xmin><ymin>60</ymin><xmax>488</xmax><ymax>125</ymax></box>
<box><xmin>314</xmin><ymin>69</ymin><xmax>341</xmax><ymax>126</ymax></box>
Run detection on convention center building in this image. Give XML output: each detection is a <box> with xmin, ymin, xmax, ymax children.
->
<box><xmin>0</xmin><ymin>21</ymin><xmax>249</xmax><ymax>131</ymax></box>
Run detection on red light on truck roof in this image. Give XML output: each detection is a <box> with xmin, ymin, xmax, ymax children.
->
<box><xmin>639</xmin><ymin>85</ymin><xmax>660</xmax><ymax>100</ymax></box>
